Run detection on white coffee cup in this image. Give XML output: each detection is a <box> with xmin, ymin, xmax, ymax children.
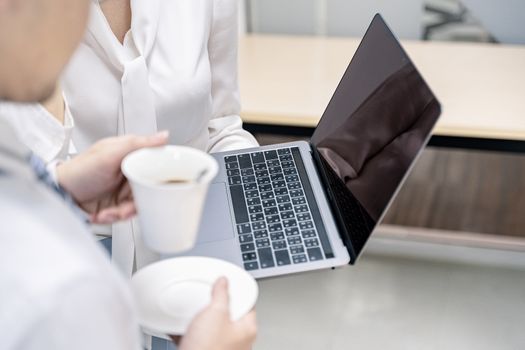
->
<box><xmin>122</xmin><ymin>146</ymin><xmax>219</xmax><ymax>254</ymax></box>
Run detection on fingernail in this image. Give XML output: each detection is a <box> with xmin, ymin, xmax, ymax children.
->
<box><xmin>153</xmin><ymin>130</ymin><xmax>169</xmax><ymax>140</ymax></box>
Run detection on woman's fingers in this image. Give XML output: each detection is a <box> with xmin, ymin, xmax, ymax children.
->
<box><xmin>91</xmin><ymin>200</ymin><xmax>136</xmax><ymax>224</ymax></box>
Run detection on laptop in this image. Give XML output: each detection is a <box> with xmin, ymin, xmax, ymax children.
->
<box><xmin>176</xmin><ymin>14</ymin><xmax>441</xmax><ymax>279</ymax></box>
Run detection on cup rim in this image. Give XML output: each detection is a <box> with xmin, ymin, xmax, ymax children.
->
<box><xmin>121</xmin><ymin>145</ymin><xmax>219</xmax><ymax>189</ymax></box>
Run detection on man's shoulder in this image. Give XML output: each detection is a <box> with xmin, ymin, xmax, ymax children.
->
<box><xmin>0</xmin><ymin>182</ymin><xmax>135</xmax><ymax>348</ymax></box>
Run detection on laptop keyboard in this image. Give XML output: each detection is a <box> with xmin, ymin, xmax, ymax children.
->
<box><xmin>225</xmin><ymin>147</ymin><xmax>330</xmax><ymax>271</ymax></box>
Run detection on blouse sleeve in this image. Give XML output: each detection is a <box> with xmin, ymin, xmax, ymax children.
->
<box><xmin>206</xmin><ymin>0</ymin><xmax>259</xmax><ymax>153</ymax></box>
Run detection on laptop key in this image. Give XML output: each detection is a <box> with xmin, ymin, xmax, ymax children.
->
<box><xmin>292</xmin><ymin>254</ymin><xmax>308</xmax><ymax>264</ymax></box>
<box><xmin>260</xmin><ymin>191</ymin><xmax>274</xmax><ymax>200</ymax></box>
<box><xmin>266</xmin><ymin>215</ymin><xmax>280</xmax><ymax>223</ymax></box>
<box><xmin>268</xmin><ymin>223</ymin><xmax>283</xmax><ymax>232</ymax></box>
<box><xmin>258</xmin><ymin>248</ymin><xmax>275</xmax><ymax>268</ymax></box>
<box><xmin>247</xmin><ymin>197</ymin><xmax>261</xmax><ymax>206</ymax></box>
<box><xmin>301</xmin><ymin>230</ymin><xmax>316</xmax><ymax>238</ymax></box>
<box><xmin>226</xmin><ymin>162</ymin><xmax>239</xmax><ymax>170</ymax></box>
<box><xmin>227</xmin><ymin>169</ymin><xmax>240</xmax><ymax>177</ymax></box>
<box><xmin>257</xmin><ymin>176</ymin><xmax>271</xmax><ymax>185</ymax></box>
<box><xmin>239</xmin><ymin>234</ymin><xmax>253</xmax><ymax>243</ymax></box>
<box><xmin>283</xmin><ymin>219</ymin><xmax>297</xmax><ymax>228</ymax></box>
<box><xmin>276</xmin><ymin>195</ymin><xmax>291</xmax><ymax>204</ymax></box>
<box><xmin>244</xmin><ymin>261</ymin><xmax>259</xmax><ymax>271</ymax></box>
<box><xmin>278</xmin><ymin>203</ymin><xmax>293</xmax><ymax>211</ymax></box>
<box><xmin>304</xmin><ymin>238</ymin><xmax>319</xmax><ymax>248</ymax></box>
<box><xmin>272</xmin><ymin>180</ymin><xmax>286</xmax><ymax>188</ymax></box>
<box><xmin>277</xmin><ymin>148</ymin><xmax>291</xmax><ymax>155</ymax></box>
<box><xmin>241</xmin><ymin>168</ymin><xmax>254</xmax><ymax>176</ymax></box>
<box><xmin>228</xmin><ymin>176</ymin><xmax>242</xmax><ymax>185</ymax></box>
<box><xmin>274</xmin><ymin>187</ymin><xmax>288</xmax><ymax>196</ymax></box>
<box><xmin>287</xmin><ymin>236</ymin><xmax>302</xmax><ymax>246</ymax></box>
<box><xmin>256</xmin><ymin>238</ymin><xmax>270</xmax><ymax>248</ymax></box>
<box><xmin>285</xmin><ymin>174</ymin><xmax>299</xmax><ymax>182</ymax></box>
<box><xmin>299</xmin><ymin>221</ymin><xmax>314</xmax><ymax>230</ymax></box>
<box><xmin>250</xmin><ymin>213</ymin><xmax>264</xmax><ymax>222</ymax></box>
<box><xmin>264</xmin><ymin>150</ymin><xmax>278</xmax><ymax>160</ymax></box>
<box><xmin>285</xmin><ymin>227</ymin><xmax>299</xmax><ymax>236</ymax></box>
<box><xmin>281</xmin><ymin>160</ymin><xmax>294</xmax><ymax>168</ymax></box>
<box><xmin>244</xmin><ymin>183</ymin><xmax>257</xmax><ymax>191</ymax></box>
<box><xmin>251</xmin><ymin>152</ymin><xmax>265</xmax><ymax>164</ymax></box>
<box><xmin>248</xmin><ymin>205</ymin><xmax>262</xmax><ymax>214</ymax></box>
<box><xmin>270</xmin><ymin>173</ymin><xmax>284</xmax><ymax>181</ymax></box>
<box><xmin>294</xmin><ymin>204</ymin><xmax>309</xmax><ymax>213</ymax></box>
<box><xmin>290</xmin><ymin>245</ymin><xmax>305</xmax><ymax>255</ymax></box>
<box><xmin>268</xmin><ymin>166</ymin><xmax>283</xmax><ymax>175</ymax></box>
<box><xmin>259</xmin><ymin>184</ymin><xmax>272</xmax><ymax>192</ymax></box>
<box><xmin>242</xmin><ymin>252</ymin><xmax>257</xmax><ymax>261</ymax></box>
<box><xmin>264</xmin><ymin>207</ymin><xmax>278</xmax><ymax>216</ymax></box>
<box><xmin>290</xmin><ymin>189</ymin><xmax>304</xmax><ymax>198</ymax></box>
<box><xmin>254</xmin><ymin>229</ymin><xmax>269</xmax><ymax>239</ymax></box>
<box><xmin>238</xmin><ymin>154</ymin><xmax>252</xmax><ymax>169</ymax></box>
<box><xmin>225</xmin><ymin>156</ymin><xmax>237</xmax><ymax>163</ymax></box>
<box><xmin>280</xmin><ymin>211</ymin><xmax>295</xmax><ymax>220</ymax></box>
<box><xmin>270</xmin><ymin>232</ymin><xmax>285</xmax><ymax>241</ymax></box>
<box><xmin>230</xmin><ymin>185</ymin><xmax>249</xmax><ymax>223</ymax></box>
<box><xmin>242</xmin><ymin>175</ymin><xmax>256</xmax><ymax>184</ymax></box>
<box><xmin>262</xmin><ymin>199</ymin><xmax>276</xmax><ymax>208</ymax></box>
<box><xmin>272</xmin><ymin>240</ymin><xmax>287</xmax><ymax>250</ymax></box>
<box><xmin>283</xmin><ymin>168</ymin><xmax>297</xmax><ymax>176</ymax></box>
<box><xmin>267</xmin><ymin>159</ymin><xmax>280</xmax><ymax>167</ymax></box>
<box><xmin>255</xmin><ymin>170</ymin><xmax>269</xmax><ymax>177</ymax></box>
<box><xmin>287</xmin><ymin>182</ymin><xmax>301</xmax><ymax>190</ymax></box>
<box><xmin>274</xmin><ymin>250</ymin><xmax>291</xmax><ymax>266</ymax></box>
<box><xmin>307</xmin><ymin>247</ymin><xmax>324</xmax><ymax>261</ymax></box>
<box><xmin>297</xmin><ymin>213</ymin><xmax>312</xmax><ymax>222</ymax></box>
<box><xmin>292</xmin><ymin>196</ymin><xmax>306</xmax><ymax>205</ymax></box>
<box><xmin>280</xmin><ymin>154</ymin><xmax>293</xmax><ymax>162</ymax></box>
<box><xmin>253</xmin><ymin>163</ymin><xmax>267</xmax><ymax>170</ymax></box>
<box><xmin>237</xmin><ymin>224</ymin><xmax>251</xmax><ymax>235</ymax></box>
<box><xmin>251</xmin><ymin>221</ymin><xmax>266</xmax><ymax>230</ymax></box>
<box><xmin>240</xmin><ymin>243</ymin><xmax>255</xmax><ymax>252</ymax></box>
<box><xmin>245</xmin><ymin>190</ymin><xmax>259</xmax><ymax>198</ymax></box>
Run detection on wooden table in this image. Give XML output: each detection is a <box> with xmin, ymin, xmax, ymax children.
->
<box><xmin>238</xmin><ymin>34</ymin><xmax>525</xmax><ymax>152</ymax></box>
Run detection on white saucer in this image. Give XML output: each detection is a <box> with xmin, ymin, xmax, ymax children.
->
<box><xmin>131</xmin><ymin>256</ymin><xmax>258</xmax><ymax>336</ymax></box>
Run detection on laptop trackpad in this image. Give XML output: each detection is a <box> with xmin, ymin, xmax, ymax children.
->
<box><xmin>196</xmin><ymin>182</ymin><xmax>235</xmax><ymax>243</ymax></box>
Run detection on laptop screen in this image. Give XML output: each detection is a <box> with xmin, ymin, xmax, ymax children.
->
<box><xmin>310</xmin><ymin>15</ymin><xmax>441</xmax><ymax>261</ymax></box>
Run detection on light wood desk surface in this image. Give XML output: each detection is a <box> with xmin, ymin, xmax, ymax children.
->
<box><xmin>238</xmin><ymin>35</ymin><xmax>525</xmax><ymax>142</ymax></box>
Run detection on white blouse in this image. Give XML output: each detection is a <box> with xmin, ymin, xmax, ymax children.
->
<box><xmin>61</xmin><ymin>0</ymin><xmax>258</xmax><ymax>275</ymax></box>
<box><xmin>63</xmin><ymin>0</ymin><xmax>257</xmax><ymax>153</ymax></box>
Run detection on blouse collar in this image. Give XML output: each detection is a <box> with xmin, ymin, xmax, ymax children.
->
<box><xmin>85</xmin><ymin>0</ymin><xmax>162</xmax><ymax>71</ymax></box>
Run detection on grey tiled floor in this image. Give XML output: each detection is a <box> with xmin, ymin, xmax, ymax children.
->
<box><xmin>254</xmin><ymin>247</ymin><xmax>525</xmax><ymax>350</ymax></box>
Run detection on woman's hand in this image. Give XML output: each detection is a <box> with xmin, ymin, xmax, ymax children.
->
<box><xmin>56</xmin><ymin>131</ymin><xmax>169</xmax><ymax>224</ymax></box>
<box><xmin>175</xmin><ymin>277</ymin><xmax>257</xmax><ymax>350</ymax></box>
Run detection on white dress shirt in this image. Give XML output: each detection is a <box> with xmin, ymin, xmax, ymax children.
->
<box><xmin>62</xmin><ymin>0</ymin><xmax>258</xmax><ymax>276</ymax></box>
<box><xmin>0</xmin><ymin>100</ymin><xmax>75</xmax><ymax>163</ymax></box>
<box><xmin>0</xmin><ymin>118</ymin><xmax>142</xmax><ymax>350</ymax></box>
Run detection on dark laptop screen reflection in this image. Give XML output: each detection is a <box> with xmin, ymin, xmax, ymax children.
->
<box><xmin>311</xmin><ymin>24</ymin><xmax>440</xmax><ymax>258</ymax></box>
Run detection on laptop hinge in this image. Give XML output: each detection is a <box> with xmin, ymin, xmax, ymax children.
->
<box><xmin>308</xmin><ymin>143</ymin><xmax>357</xmax><ymax>263</ymax></box>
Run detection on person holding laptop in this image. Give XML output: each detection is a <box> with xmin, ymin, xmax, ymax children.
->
<box><xmin>0</xmin><ymin>0</ymin><xmax>256</xmax><ymax>349</ymax></box>
<box><xmin>2</xmin><ymin>0</ymin><xmax>259</xmax><ymax>276</ymax></box>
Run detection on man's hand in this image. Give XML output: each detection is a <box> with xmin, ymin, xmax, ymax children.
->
<box><xmin>175</xmin><ymin>277</ymin><xmax>257</xmax><ymax>350</ymax></box>
<box><xmin>56</xmin><ymin>131</ymin><xmax>169</xmax><ymax>224</ymax></box>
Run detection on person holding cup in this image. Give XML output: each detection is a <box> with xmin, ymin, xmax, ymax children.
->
<box><xmin>0</xmin><ymin>0</ymin><xmax>257</xmax><ymax>349</ymax></box>
<box><xmin>69</xmin><ymin>0</ymin><xmax>259</xmax><ymax>276</ymax></box>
